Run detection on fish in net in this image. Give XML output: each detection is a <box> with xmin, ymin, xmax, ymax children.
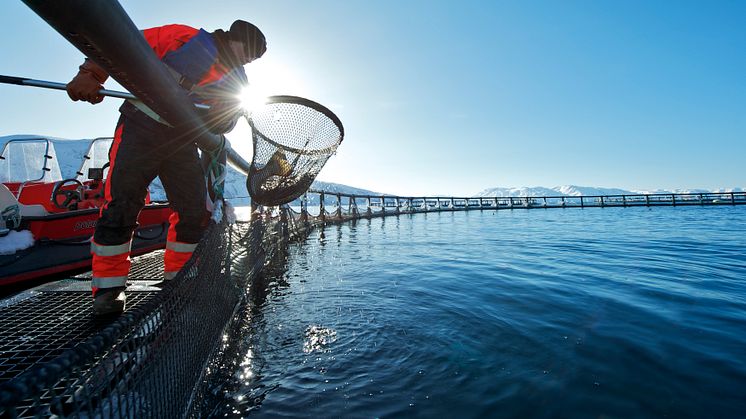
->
<box><xmin>247</xmin><ymin>95</ymin><xmax>344</xmax><ymax>206</ymax></box>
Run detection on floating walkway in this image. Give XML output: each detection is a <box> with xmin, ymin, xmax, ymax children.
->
<box><xmin>305</xmin><ymin>191</ymin><xmax>746</xmax><ymax>222</ymax></box>
<box><xmin>1</xmin><ymin>190</ymin><xmax>744</xmax><ymax>417</ymax></box>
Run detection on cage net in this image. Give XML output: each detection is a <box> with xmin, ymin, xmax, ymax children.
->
<box><xmin>0</xmin><ymin>213</ymin><xmax>293</xmax><ymax>418</ymax></box>
<box><xmin>247</xmin><ymin>96</ymin><xmax>344</xmax><ymax>206</ymax></box>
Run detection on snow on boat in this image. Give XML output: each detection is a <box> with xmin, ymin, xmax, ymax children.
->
<box><xmin>0</xmin><ymin>136</ymin><xmax>170</xmax><ymax>286</ymax></box>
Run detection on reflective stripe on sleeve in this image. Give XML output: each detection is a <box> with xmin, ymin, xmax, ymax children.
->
<box><xmin>91</xmin><ymin>240</ymin><xmax>132</xmax><ymax>257</ymax></box>
<box><xmin>91</xmin><ymin>276</ymin><xmax>128</xmax><ymax>288</ymax></box>
<box><xmin>165</xmin><ymin>241</ymin><xmax>198</xmax><ymax>253</ymax></box>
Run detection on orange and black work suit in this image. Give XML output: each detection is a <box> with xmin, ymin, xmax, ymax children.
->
<box><xmin>91</xmin><ymin>24</ymin><xmax>246</xmax><ymax>291</ymax></box>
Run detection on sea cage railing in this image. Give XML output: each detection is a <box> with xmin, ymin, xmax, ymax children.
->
<box><xmin>295</xmin><ymin>190</ymin><xmax>746</xmax><ymax>222</ymax></box>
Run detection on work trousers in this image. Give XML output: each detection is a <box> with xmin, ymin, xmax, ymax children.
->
<box><xmin>91</xmin><ymin>113</ymin><xmax>207</xmax><ymax>291</ymax></box>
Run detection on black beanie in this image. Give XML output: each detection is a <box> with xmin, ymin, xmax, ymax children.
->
<box><xmin>228</xmin><ymin>20</ymin><xmax>267</xmax><ymax>61</ymax></box>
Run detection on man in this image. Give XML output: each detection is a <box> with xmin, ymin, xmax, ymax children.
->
<box><xmin>67</xmin><ymin>20</ymin><xmax>266</xmax><ymax>316</ymax></box>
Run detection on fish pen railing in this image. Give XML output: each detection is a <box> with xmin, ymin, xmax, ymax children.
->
<box><xmin>298</xmin><ymin>190</ymin><xmax>746</xmax><ymax>221</ymax></box>
<box><xmin>1</xmin><ymin>189</ymin><xmax>744</xmax><ymax>417</ymax></box>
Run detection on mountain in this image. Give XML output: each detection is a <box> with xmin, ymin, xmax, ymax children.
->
<box><xmin>475</xmin><ymin>186</ymin><xmax>635</xmax><ymax>197</ymax></box>
<box><xmin>475</xmin><ymin>185</ymin><xmax>745</xmax><ymax>197</ymax></box>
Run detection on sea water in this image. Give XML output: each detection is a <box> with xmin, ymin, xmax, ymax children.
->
<box><xmin>212</xmin><ymin>206</ymin><xmax>746</xmax><ymax>418</ymax></box>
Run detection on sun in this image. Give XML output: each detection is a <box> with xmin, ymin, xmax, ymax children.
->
<box><xmin>237</xmin><ymin>57</ymin><xmax>310</xmax><ymax>114</ymax></box>
<box><xmin>229</xmin><ymin>58</ymin><xmax>312</xmax><ymax>161</ymax></box>
<box><xmin>238</xmin><ymin>85</ymin><xmax>268</xmax><ymax>115</ymax></box>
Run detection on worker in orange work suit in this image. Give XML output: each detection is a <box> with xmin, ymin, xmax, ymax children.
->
<box><xmin>66</xmin><ymin>20</ymin><xmax>267</xmax><ymax>316</ymax></box>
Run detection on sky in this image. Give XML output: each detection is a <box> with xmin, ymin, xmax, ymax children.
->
<box><xmin>1</xmin><ymin>0</ymin><xmax>744</xmax><ymax>196</ymax></box>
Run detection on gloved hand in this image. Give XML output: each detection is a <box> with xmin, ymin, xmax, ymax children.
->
<box><xmin>67</xmin><ymin>59</ymin><xmax>109</xmax><ymax>104</ymax></box>
<box><xmin>203</xmin><ymin>99</ymin><xmax>242</xmax><ymax>134</ymax></box>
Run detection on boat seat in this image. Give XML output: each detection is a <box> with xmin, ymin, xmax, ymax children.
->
<box><xmin>0</xmin><ymin>184</ymin><xmax>48</xmax><ymax>227</ymax></box>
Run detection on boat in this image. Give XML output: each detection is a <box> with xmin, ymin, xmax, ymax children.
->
<box><xmin>0</xmin><ymin>136</ymin><xmax>171</xmax><ymax>286</ymax></box>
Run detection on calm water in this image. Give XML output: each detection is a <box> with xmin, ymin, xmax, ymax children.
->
<box><xmin>212</xmin><ymin>206</ymin><xmax>746</xmax><ymax>418</ymax></box>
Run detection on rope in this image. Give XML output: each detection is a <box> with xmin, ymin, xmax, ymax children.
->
<box><xmin>205</xmin><ymin>135</ymin><xmax>227</xmax><ymax>201</ymax></box>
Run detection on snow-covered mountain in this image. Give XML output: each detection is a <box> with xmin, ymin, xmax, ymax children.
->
<box><xmin>476</xmin><ymin>186</ymin><xmax>634</xmax><ymax>197</ymax></box>
<box><xmin>474</xmin><ymin>185</ymin><xmax>745</xmax><ymax>197</ymax></box>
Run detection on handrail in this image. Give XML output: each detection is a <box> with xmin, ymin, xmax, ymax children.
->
<box><xmin>272</xmin><ymin>190</ymin><xmax>746</xmax><ymax>224</ymax></box>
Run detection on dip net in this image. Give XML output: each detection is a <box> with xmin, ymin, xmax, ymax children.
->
<box><xmin>247</xmin><ymin>96</ymin><xmax>344</xmax><ymax>206</ymax></box>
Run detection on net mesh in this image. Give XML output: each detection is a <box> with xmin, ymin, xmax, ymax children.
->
<box><xmin>248</xmin><ymin>96</ymin><xmax>344</xmax><ymax>206</ymax></box>
<box><xmin>0</xmin><ymin>216</ymin><xmax>283</xmax><ymax>418</ymax></box>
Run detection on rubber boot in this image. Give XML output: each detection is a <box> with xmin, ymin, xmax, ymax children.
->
<box><xmin>93</xmin><ymin>286</ymin><xmax>126</xmax><ymax>316</ymax></box>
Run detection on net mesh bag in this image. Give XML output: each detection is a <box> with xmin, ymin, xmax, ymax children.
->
<box><xmin>247</xmin><ymin>95</ymin><xmax>344</xmax><ymax>206</ymax></box>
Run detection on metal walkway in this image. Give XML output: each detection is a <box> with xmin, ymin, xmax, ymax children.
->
<box><xmin>0</xmin><ymin>251</ymin><xmax>168</xmax><ymax>385</ymax></box>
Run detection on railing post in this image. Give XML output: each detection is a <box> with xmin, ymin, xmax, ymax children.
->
<box><xmin>732</xmin><ymin>192</ymin><xmax>736</xmax><ymax>205</ymax></box>
<box><xmin>381</xmin><ymin>196</ymin><xmax>386</xmax><ymax>215</ymax></box>
<box><xmin>319</xmin><ymin>191</ymin><xmax>326</xmax><ymax>222</ymax></box>
<box><xmin>350</xmin><ymin>195</ymin><xmax>358</xmax><ymax>217</ymax></box>
<box><xmin>645</xmin><ymin>195</ymin><xmax>650</xmax><ymax>206</ymax></box>
<box><xmin>300</xmin><ymin>192</ymin><xmax>308</xmax><ymax>222</ymax></box>
<box><xmin>622</xmin><ymin>195</ymin><xmax>627</xmax><ymax>207</ymax></box>
<box><xmin>336</xmin><ymin>194</ymin><xmax>342</xmax><ymax>218</ymax></box>
<box><xmin>395</xmin><ymin>197</ymin><xmax>400</xmax><ymax>215</ymax></box>
<box><xmin>600</xmin><ymin>196</ymin><xmax>605</xmax><ymax>207</ymax></box>
<box><xmin>510</xmin><ymin>197</ymin><xmax>514</xmax><ymax>208</ymax></box>
<box><xmin>580</xmin><ymin>196</ymin><xmax>584</xmax><ymax>208</ymax></box>
<box><xmin>366</xmin><ymin>196</ymin><xmax>372</xmax><ymax>217</ymax></box>
<box><xmin>561</xmin><ymin>196</ymin><xmax>565</xmax><ymax>207</ymax></box>
<box><xmin>672</xmin><ymin>194</ymin><xmax>676</xmax><ymax>206</ymax></box>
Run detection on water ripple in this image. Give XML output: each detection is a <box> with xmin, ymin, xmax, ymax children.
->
<box><xmin>211</xmin><ymin>206</ymin><xmax>746</xmax><ymax>418</ymax></box>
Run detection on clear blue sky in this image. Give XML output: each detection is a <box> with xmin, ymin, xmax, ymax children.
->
<box><xmin>1</xmin><ymin>1</ymin><xmax>744</xmax><ymax>195</ymax></box>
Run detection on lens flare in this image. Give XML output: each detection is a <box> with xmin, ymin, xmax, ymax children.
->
<box><xmin>238</xmin><ymin>86</ymin><xmax>267</xmax><ymax>114</ymax></box>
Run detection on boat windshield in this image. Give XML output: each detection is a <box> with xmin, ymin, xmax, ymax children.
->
<box><xmin>0</xmin><ymin>138</ymin><xmax>62</xmax><ymax>183</ymax></box>
<box><xmin>76</xmin><ymin>137</ymin><xmax>113</xmax><ymax>182</ymax></box>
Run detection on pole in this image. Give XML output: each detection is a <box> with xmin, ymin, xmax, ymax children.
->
<box><xmin>0</xmin><ymin>75</ymin><xmax>209</xmax><ymax>109</ymax></box>
<box><xmin>20</xmin><ymin>0</ymin><xmax>251</xmax><ymax>175</ymax></box>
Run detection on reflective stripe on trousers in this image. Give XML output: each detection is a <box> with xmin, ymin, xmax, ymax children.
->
<box><xmin>164</xmin><ymin>240</ymin><xmax>198</xmax><ymax>278</ymax></box>
<box><xmin>91</xmin><ymin>276</ymin><xmax>128</xmax><ymax>289</ymax></box>
<box><xmin>91</xmin><ymin>240</ymin><xmax>132</xmax><ymax>289</ymax></box>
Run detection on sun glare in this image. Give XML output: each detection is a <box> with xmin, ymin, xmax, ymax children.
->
<box><xmin>238</xmin><ymin>86</ymin><xmax>268</xmax><ymax>115</ymax></box>
<box><xmin>230</xmin><ymin>58</ymin><xmax>312</xmax><ymax>161</ymax></box>
<box><xmin>238</xmin><ymin>57</ymin><xmax>310</xmax><ymax>115</ymax></box>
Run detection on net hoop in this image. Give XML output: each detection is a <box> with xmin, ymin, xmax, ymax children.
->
<box><xmin>246</xmin><ymin>95</ymin><xmax>344</xmax><ymax>207</ymax></box>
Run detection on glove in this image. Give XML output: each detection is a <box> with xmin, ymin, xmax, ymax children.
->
<box><xmin>203</xmin><ymin>100</ymin><xmax>241</xmax><ymax>134</ymax></box>
<box><xmin>67</xmin><ymin>59</ymin><xmax>109</xmax><ymax>104</ymax></box>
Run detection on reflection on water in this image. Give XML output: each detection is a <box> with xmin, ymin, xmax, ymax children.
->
<box><xmin>303</xmin><ymin>325</ymin><xmax>338</xmax><ymax>354</ymax></box>
<box><xmin>208</xmin><ymin>206</ymin><xmax>746</xmax><ymax>418</ymax></box>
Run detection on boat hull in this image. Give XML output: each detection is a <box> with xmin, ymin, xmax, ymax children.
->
<box><xmin>0</xmin><ymin>204</ymin><xmax>170</xmax><ymax>286</ymax></box>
